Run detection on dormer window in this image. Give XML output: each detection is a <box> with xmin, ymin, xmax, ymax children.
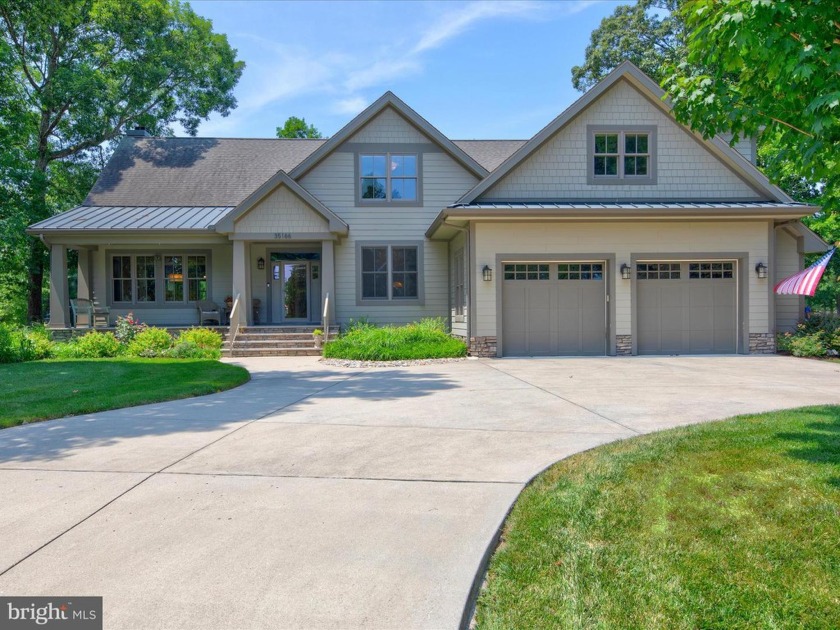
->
<box><xmin>359</xmin><ymin>153</ymin><xmax>419</xmax><ymax>203</ymax></box>
<box><xmin>587</xmin><ymin>126</ymin><xmax>656</xmax><ymax>185</ymax></box>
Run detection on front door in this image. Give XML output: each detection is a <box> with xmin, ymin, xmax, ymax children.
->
<box><xmin>272</xmin><ymin>261</ymin><xmax>309</xmax><ymax>323</ymax></box>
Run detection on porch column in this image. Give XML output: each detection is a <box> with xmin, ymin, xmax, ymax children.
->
<box><xmin>232</xmin><ymin>240</ymin><xmax>249</xmax><ymax>325</ymax></box>
<box><xmin>76</xmin><ymin>248</ymin><xmax>91</xmax><ymax>301</ymax></box>
<box><xmin>321</xmin><ymin>239</ymin><xmax>335</xmax><ymax>328</ymax></box>
<box><xmin>48</xmin><ymin>244</ymin><xmax>69</xmax><ymax>328</ymax></box>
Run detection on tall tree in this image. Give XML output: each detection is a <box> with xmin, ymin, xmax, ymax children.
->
<box><xmin>276</xmin><ymin>116</ymin><xmax>323</xmax><ymax>139</ymax></box>
<box><xmin>0</xmin><ymin>0</ymin><xmax>244</xmax><ymax>321</ymax></box>
<box><xmin>663</xmin><ymin>0</ymin><xmax>839</xmax><ymax>213</ymax></box>
<box><xmin>571</xmin><ymin>0</ymin><xmax>684</xmax><ymax>91</ymax></box>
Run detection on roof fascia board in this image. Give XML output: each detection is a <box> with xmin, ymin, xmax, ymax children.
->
<box><xmin>288</xmin><ymin>92</ymin><xmax>488</xmax><ymax>181</ymax></box>
<box><xmin>215</xmin><ymin>170</ymin><xmax>348</xmax><ymax>235</ymax></box>
<box><xmin>426</xmin><ymin>204</ymin><xmax>814</xmax><ymax>238</ymax></box>
<box><xmin>456</xmin><ymin>61</ymin><xmax>792</xmax><ymax>205</ymax></box>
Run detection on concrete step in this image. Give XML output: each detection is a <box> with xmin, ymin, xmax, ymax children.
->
<box><xmin>231</xmin><ymin>340</ymin><xmax>322</xmax><ymax>349</ymax></box>
<box><xmin>241</xmin><ymin>326</ymin><xmax>339</xmax><ymax>334</ymax></box>
<box><xmin>224</xmin><ymin>348</ymin><xmax>322</xmax><ymax>357</ymax></box>
<box><xmin>235</xmin><ymin>333</ymin><xmax>326</xmax><ymax>341</ymax></box>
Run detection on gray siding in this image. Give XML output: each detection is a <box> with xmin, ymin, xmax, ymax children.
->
<box><xmin>300</xmin><ymin>116</ymin><xmax>478</xmax><ymax>325</ymax></box>
<box><xmin>480</xmin><ymin>80</ymin><xmax>763</xmax><ymax>202</ymax></box>
<box><xmin>775</xmin><ymin>227</ymin><xmax>803</xmax><ymax>331</ymax></box>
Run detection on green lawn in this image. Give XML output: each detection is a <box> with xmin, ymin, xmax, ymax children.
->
<box><xmin>0</xmin><ymin>359</ymin><xmax>250</xmax><ymax>428</ymax></box>
<box><xmin>475</xmin><ymin>406</ymin><xmax>840</xmax><ymax>630</ymax></box>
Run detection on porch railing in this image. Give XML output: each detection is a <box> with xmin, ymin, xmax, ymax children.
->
<box><xmin>229</xmin><ymin>293</ymin><xmax>242</xmax><ymax>345</ymax></box>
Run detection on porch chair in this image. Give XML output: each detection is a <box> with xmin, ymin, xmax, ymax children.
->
<box><xmin>70</xmin><ymin>298</ymin><xmax>94</xmax><ymax>328</ymax></box>
<box><xmin>196</xmin><ymin>300</ymin><xmax>221</xmax><ymax>325</ymax></box>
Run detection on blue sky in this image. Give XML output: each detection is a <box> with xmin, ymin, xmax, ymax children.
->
<box><xmin>188</xmin><ymin>1</ymin><xmax>625</xmax><ymax>140</ymax></box>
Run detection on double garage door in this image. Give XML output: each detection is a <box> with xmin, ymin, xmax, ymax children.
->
<box><xmin>501</xmin><ymin>259</ymin><xmax>737</xmax><ymax>356</ymax></box>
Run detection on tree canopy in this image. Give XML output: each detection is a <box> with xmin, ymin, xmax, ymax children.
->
<box><xmin>276</xmin><ymin>116</ymin><xmax>323</xmax><ymax>139</ymax></box>
<box><xmin>571</xmin><ymin>0</ymin><xmax>684</xmax><ymax>91</ymax></box>
<box><xmin>664</xmin><ymin>0</ymin><xmax>839</xmax><ymax>213</ymax></box>
<box><xmin>0</xmin><ymin>0</ymin><xmax>244</xmax><ymax>321</ymax></box>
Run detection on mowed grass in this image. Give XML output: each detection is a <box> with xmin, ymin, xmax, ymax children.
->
<box><xmin>0</xmin><ymin>359</ymin><xmax>250</xmax><ymax>428</ymax></box>
<box><xmin>475</xmin><ymin>406</ymin><xmax>840</xmax><ymax>630</ymax></box>
<box><xmin>324</xmin><ymin>320</ymin><xmax>467</xmax><ymax>361</ymax></box>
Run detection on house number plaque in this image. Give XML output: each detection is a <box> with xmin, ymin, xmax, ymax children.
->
<box><xmin>273</xmin><ymin>232</ymin><xmax>292</xmax><ymax>239</ymax></box>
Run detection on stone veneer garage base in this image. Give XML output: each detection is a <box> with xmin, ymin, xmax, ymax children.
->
<box><xmin>469</xmin><ymin>333</ymin><xmax>776</xmax><ymax>356</ymax></box>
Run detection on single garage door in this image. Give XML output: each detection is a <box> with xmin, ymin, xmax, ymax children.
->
<box><xmin>502</xmin><ymin>262</ymin><xmax>607</xmax><ymax>356</ymax></box>
<box><xmin>637</xmin><ymin>261</ymin><xmax>737</xmax><ymax>354</ymax></box>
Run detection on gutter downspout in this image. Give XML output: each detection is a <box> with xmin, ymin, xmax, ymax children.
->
<box><xmin>443</xmin><ymin>220</ymin><xmax>471</xmax><ymax>342</ymax></box>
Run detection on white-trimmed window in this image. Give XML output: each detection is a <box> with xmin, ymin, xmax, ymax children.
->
<box><xmin>136</xmin><ymin>255</ymin><xmax>156</xmax><ymax>302</ymax></box>
<box><xmin>360</xmin><ymin>153</ymin><xmax>418</xmax><ymax>202</ymax></box>
<box><xmin>359</xmin><ymin>244</ymin><xmax>420</xmax><ymax>301</ymax></box>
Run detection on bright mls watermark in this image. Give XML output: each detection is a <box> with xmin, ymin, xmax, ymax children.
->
<box><xmin>0</xmin><ymin>598</ymin><xmax>101</xmax><ymax>630</ymax></box>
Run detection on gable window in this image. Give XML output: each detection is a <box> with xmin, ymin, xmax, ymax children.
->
<box><xmin>588</xmin><ymin>126</ymin><xmax>656</xmax><ymax>185</ymax></box>
<box><xmin>359</xmin><ymin>153</ymin><xmax>418</xmax><ymax>202</ymax></box>
<box><xmin>358</xmin><ymin>243</ymin><xmax>423</xmax><ymax>303</ymax></box>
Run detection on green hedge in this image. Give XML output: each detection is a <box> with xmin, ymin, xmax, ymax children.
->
<box><xmin>0</xmin><ymin>318</ymin><xmax>225</xmax><ymax>363</ymax></box>
<box><xmin>323</xmin><ymin>317</ymin><xmax>467</xmax><ymax>361</ymax></box>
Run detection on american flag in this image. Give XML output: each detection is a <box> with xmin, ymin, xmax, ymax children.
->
<box><xmin>774</xmin><ymin>247</ymin><xmax>836</xmax><ymax>296</ymax></box>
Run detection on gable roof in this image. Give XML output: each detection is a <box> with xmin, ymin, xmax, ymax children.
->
<box><xmin>215</xmin><ymin>171</ymin><xmax>348</xmax><ymax>235</ymax></box>
<box><xmin>288</xmin><ymin>91</ymin><xmax>489</xmax><ymax>180</ymax></box>
<box><xmin>456</xmin><ymin>61</ymin><xmax>793</xmax><ymax>205</ymax></box>
<box><xmin>86</xmin><ymin>137</ymin><xmax>326</xmax><ymax>207</ymax></box>
<box><xmin>451</xmin><ymin>140</ymin><xmax>527</xmax><ymax>171</ymax></box>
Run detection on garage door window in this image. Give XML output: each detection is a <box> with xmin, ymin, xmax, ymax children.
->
<box><xmin>636</xmin><ymin>263</ymin><xmax>680</xmax><ymax>279</ymax></box>
<box><xmin>689</xmin><ymin>262</ymin><xmax>734</xmax><ymax>279</ymax></box>
<box><xmin>558</xmin><ymin>263</ymin><xmax>603</xmax><ymax>280</ymax></box>
<box><xmin>504</xmin><ymin>264</ymin><xmax>549</xmax><ymax>280</ymax></box>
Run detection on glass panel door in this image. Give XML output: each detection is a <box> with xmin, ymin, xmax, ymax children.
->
<box><xmin>283</xmin><ymin>262</ymin><xmax>308</xmax><ymax>320</ymax></box>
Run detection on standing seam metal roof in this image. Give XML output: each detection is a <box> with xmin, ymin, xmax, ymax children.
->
<box><xmin>28</xmin><ymin>206</ymin><xmax>234</xmax><ymax>231</ymax></box>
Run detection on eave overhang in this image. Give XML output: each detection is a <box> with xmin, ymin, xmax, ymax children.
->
<box><xmin>426</xmin><ymin>202</ymin><xmax>818</xmax><ymax>240</ymax></box>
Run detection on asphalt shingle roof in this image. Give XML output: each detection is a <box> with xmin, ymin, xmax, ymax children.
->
<box><xmin>83</xmin><ymin>136</ymin><xmax>526</xmax><ymax>208</ymax></box>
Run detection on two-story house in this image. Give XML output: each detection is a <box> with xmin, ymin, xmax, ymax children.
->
<box><xmin>29</xmin><ymin>62</ymin><xmax>824</xmax><ymax>356</ymax></box>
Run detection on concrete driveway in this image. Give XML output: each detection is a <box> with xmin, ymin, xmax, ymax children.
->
<box><xmin>1</xmin><ymin>355</ymin><xmax>839</xmax><ymax>629</ymax></box>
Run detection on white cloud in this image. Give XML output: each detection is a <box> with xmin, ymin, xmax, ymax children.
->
<box><xmin>332</xmin><ymin>96</ymin><xmax>369</xmax><ymax>116</ymax></box>
<box><xmin>192</xmin><ymin>1</ymin><xmax>598</xmax><ymax>136</ymax></box>
<box><xmin>412</xmin><ymin>1</ymin><xmax>544</xmax><ymax>55</ymax></box>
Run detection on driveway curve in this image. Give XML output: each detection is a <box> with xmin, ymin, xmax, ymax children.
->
<box><xmin>1</xmin><ymin>355</ymin><xmax>838</xmax><ymax>629</ymax></box>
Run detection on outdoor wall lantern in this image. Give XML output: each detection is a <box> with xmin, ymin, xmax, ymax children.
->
<box><xmin>620</xmin><ymin>263</ymin><xmax>632</xmax><ymax>280</ymax></box>
<box><xmin>755</xmin><ymin>262</ymin><xmax>768</xmax><ymax>279</ymax></box>
<box><xmin>257</xmin><ymin>257</ymin><xmax>265</xmax><ymax>270</ymax></box>
<box><xmin>482</xmin><ymin>265</ymin><xmax>493</xmax><ymax>281</ymax></box>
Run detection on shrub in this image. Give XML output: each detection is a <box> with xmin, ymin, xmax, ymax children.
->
<box><xmin>25</xmin><ymin>325</ymin><xmax>54</xmax><ymax>360</ymax></box>
<box><xmin>324</xmin><ymin>319</ymin><xmax>466</xmax><ymax>361</ymax></box>
<box><xmin>788</xmin><ymin>333</ymin><xmax>827</xmax><ymax>358</ymax></box>
<box><xmin>777</xmin><ymin>314</ymin><xmax>839</xmax><ymax>358</ymax></box>
<box><xmin>72</xmin><ymin>331</ymin><xmax>123</xmax><ymax>358</ymax></box>
<box><xmin>127</xmin><ymin>327</ymin><xmax>173</xmax><ymax>357</ymax></box>
<box><xmin>164</xmin><ymin>341</ymin><xmax>220</xmax><ymax>359</ymax></box>
<box><xmin>114</xmin><ymin>312</ymin><xmax>146</xmax><ymax>344</ymax></box>
<box><xmin>177</xmin><ymin>327</ymin><xmax>223</xmax><ymax>351</ymax></box>
<box><xmin>0</xmin><ymin>324</ymin><xmax>35</xmax><ymax>363</ymax></box>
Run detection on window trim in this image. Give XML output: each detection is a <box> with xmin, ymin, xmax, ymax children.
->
<box><xmin>355</xmin><ymin>241</ymin><xmax>424</xmax><ymax>305</ymax></box>
<box><xmin>354</xmin><ymin>150</ymin><xmax>424</xmax><ymax>207</ymax></box>
<box><xmin>453</xmin><ymin>248</ymin><xmax>465</xmax><ymax>320</ymax></box>
<box><xmin>586</xmin><ymin>125</ymin><xmax>657</xmax><ymax>185</ymax></box>
<box><xmin>105</xmin><ymin>250</ymin><xmax>212</xmax><ymax>309</ymax></box>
